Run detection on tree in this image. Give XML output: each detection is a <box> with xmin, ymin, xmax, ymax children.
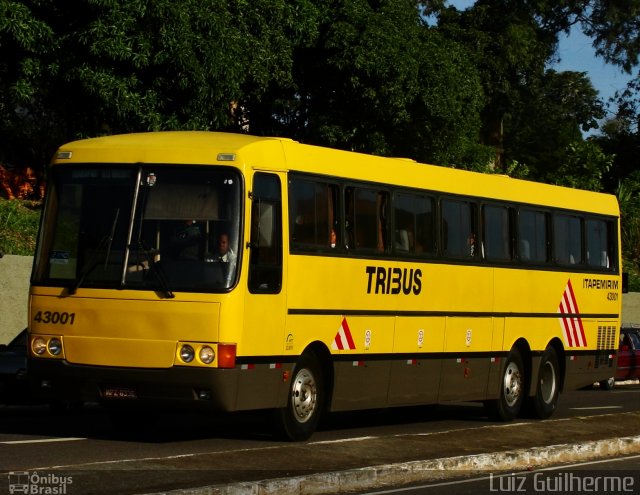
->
<box><xmin>0</xmin><ymin>0</ymin><xmax>321</xmax><ymax>169</ymax></box>
<box><xmin>594</xmin><ymin>106</ymin><xmax>640</xmax><ymax>289</ymax></box>
<box><xmin>0</xmin><ymin>0</ymin><xmax>57</xmax><ymax>169</ymax></box>
<box><xmin>577</xmin><ymin>0</ymin><xmax>640</xmax><ymax>73</ymax></box>
<box><xmin>246</xmin><ymin>0</ymin><xmax>492</xmax><ymax>168</ymax></box>
<box><xmin>433</xmin><ymin>0</ymin><xmax>561</xmax><ymax>171</ymax></box>
<box><xmin>505</xmin><ymin>69</ymin><xmax>606</xmax><ymax>183</ymax></box>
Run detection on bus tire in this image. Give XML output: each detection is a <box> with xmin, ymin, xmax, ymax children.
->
<box><xmin>599</xmin><ymin>377</ymin><xmax>615</xmax><ymax>390</ymax></box>
<box><xmin>273</xmin><ymin>351</ymin><xmax>323</xmax><ymax>441</ymax></box>
<box><xmin>525</xmin><ymin>346</ymin><xmax>559</xmax><ymax>419</ymax></box>
<box><xmin>486</xmin><ymin>348</ymin><xmax>524</xmax><ymax>421</ymax></box>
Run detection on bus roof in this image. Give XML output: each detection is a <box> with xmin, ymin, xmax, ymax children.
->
<box><xmin>53</xmin><ymin>131</ymin><xmax>619</xmax><ymax>216</ymax></box>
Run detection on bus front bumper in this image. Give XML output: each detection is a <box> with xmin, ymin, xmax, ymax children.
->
<box><xmin>27</xmin><ymin>358</ymin><xmax>289</xmax><ymax>412</ymax></box>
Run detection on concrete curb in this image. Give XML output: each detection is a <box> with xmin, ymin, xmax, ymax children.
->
<box><xmin>154</xmin><ymin>435</ymin><xmax>640</xmax><ymax>495</ymax></box>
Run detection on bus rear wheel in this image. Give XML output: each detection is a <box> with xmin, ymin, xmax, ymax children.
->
<box><xmin>526</xmin><ymin>346</ymin><xmax>560</xmax><ymax>419</ymax></box>
<box><xmin>486</xmin><ymin>348</ymin><xmax>524</xmax><ymax>421</ymax></box>
<box><xmin>273</xmin><ymin>351</ymin><xmax>324</xmax><ymax>441</ymax></box>
<box><xmin>599</xmin><ymin>377</ymin><xmax>615</xmax><ymax>390</ymax></box>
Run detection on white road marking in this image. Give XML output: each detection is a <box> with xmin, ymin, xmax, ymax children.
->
<box><xmin>1</xmin><ymin>437</ymin><xmax>86</xmax><ymax>445</ymax></box>
<box><xmin>569</xmin><ymin>406</ymin><xmax>623</xmax><ymax>410</ymax></box>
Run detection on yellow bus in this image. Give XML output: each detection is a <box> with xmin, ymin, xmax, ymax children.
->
<box><xmin>28</xmin><ymin>132</ymin><xmax>622</xmax><ymax>440</ymax></box>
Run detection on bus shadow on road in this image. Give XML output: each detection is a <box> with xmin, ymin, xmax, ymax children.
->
<box><xmin>0</xmin><ymin>403</ymin><xmax>280</xmax><ymax>443</ymax></box>
<box><xmin>318</xmin><ymin>402</ymin><xmax>493</xmax><ymax>434</ymax></box>
<box><xmin>0</xmin><ymin>400</ymin><xmax>513</xmax><ymax>444</ymax></box>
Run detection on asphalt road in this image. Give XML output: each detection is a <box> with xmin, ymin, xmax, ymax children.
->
<box><xmin>0</xmin><ymin>383</ymin><xmax>639</xmax><ymax>494</ymax></box>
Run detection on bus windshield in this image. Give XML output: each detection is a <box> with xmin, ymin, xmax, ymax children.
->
<box><xmin>34</xmin><ymin>165</ymin><xmax>242</xmax><ymax>293</ymax></box>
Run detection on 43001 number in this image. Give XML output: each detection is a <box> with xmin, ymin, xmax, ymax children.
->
<box><xmin>33</xmin><ymin>311</ymin><xmax>76</xmax><ymax>325</ymax></box>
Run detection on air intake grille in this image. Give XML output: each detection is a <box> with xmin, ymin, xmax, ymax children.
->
<box><xmin>595</xmin><ymin>325</ymin><xmax>617</xmax><ymax>368</ymax></box>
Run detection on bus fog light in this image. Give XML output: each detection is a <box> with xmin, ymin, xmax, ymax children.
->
<box><xmin>32</xmin><ymin>337</ymin><xmax>47</xmax><ymax>355</ymax></box>
<box><xmin>199</xmin><ymin>346</ymin><xmax>215</xmax><ymax>364</ymax></box>
<box><xmin>180</xmin><ymin>344</ymin><xmax>195</xmax><ymax>363</ymax></box>
<box><xmin>196</xmin><ymin>389</ymin><xmax>212</xmax><ymax>400</ymax></box>
<box><xmin>48</xmin><ymin>338</ymin><xmax>62</xmax><ymax>355</ymax></box>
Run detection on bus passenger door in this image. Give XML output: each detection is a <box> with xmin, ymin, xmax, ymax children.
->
<box><xmin>239</xmin><ymin>172</ymin><xmax>288</xmax><ymax>409</ymax></box>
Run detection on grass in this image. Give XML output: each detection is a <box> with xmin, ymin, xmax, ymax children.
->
<box><xmin>0</xmin><ymin>198</ymin><xmax>41</xmax><ymax>256</ymax></box>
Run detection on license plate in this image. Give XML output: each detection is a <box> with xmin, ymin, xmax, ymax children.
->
<box><xmin>103</xmin><ymin>386</ymin><xmax>137</xmax><ymax>399</ymax></box>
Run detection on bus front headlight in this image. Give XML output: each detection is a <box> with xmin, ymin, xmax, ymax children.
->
<box><xmin>48</xmin><ymin>338</ymin><xmax>63</xmax><ymax>356</ymax></box>
<box><xmin>180</xmin><ymin>344</ymin><xmax>195</xmax><ymax>363</ymax></box>
<box><xmin>32</xmin><ymin>337</ymin><xmax>47</xmax><ymax>355</ymax></box>
<box><xmin>199</xmin><ymin>346</ymin><xmax>215</xmax><ymax>364</ymax></box>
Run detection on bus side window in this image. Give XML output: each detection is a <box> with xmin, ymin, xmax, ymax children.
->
<box><xmin>554</xmin><ymin>214</ymin><xmax>583</xmax><ymax>266</ymax></box>
<box><xmin>483</xmin><ymin>205</ymin><xmax>512</xmax><ymax>261</ymax></box>
<box><xmin>249</xmin><ymin>173</ymin><xmax>282</xmax><ymax>294</ymax></box>
<box><xmin>518</xmin><ymin>209</ymin><xmax>549</xmax><ymax>263</ymax></box>
<box><xmin>289</xmin><ymin>178</ymin><xmax>339</xmax><ymax>251</ymax></box>
<box><xmin>393</xmin><ymin>192</ymin><xmax>435</xmax><ymax>255</ymax></box>
<box><xmin>586</xmin><ymin>218</ymin><xmax>613</xmax><ymax>269</ymax></box>
<box><xmin>441</xmin><ymin>199</ymin><xmax>477</xmax><ymax>258</ymax></box>
<box><xmin>345</xmin><ymin>186</ymin><xmax>388</xmax><ymax>253</ymax></box>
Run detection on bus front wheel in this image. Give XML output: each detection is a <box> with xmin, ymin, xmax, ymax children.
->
<box><xmin>273</xmin><ymin>351</ymin><xmax>324</xmax><ymax>441</ymax></box>
<box><xmin>486</xmin><ymin>348</ymin><xmax>524</xmax><ymax>421</ymax></box>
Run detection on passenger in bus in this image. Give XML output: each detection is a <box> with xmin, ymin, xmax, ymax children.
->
<box><xmin>468</xmin><ymin>233</ymin><xmax>477</xmax><ymax>257</ymax></box>
<box><xmin>330</xmin><ymin>228</ymin><xmax>337</xmax><ymax>248</ymax></box>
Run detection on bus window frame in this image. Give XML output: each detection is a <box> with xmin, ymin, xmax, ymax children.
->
<box><xmin>283</xmin><ymin>172</ymin><xmax>619</xmax><ymax>276</ymax></box>
<box><xmin>288</xmin><ymin>174</ymin><xmax>342</xmax><ymax>254</ymax></box>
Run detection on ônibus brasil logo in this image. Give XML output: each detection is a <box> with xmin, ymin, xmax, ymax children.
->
<box><xmin>7</xmin><ymin>471</ymin><xmax>73</xmax><ymax>494</ymax></box>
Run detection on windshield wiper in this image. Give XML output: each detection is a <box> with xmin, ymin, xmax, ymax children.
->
<box><xmin>68</xmin><ymin>208</ymin><xmax>120</xmax><ymax>296</ymax></box>
<box><xmin>67</xmin><ymin>236</ymin><xmax>108</xmax><ymax>295</ymax></box>
<box><xmin>104</xmin><ymin>208</ymin><xmax>120</xmax><ymax>270</ymax></box>
<box><xmin>137</xmin><ymin>240</ymin><xmax>175</xmax><ymax>299</ymax></box>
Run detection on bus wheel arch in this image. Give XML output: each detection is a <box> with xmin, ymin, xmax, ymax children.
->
<box><xmin>549</xmin><ymin>338</ymin><xmax>566</xmax><ymax>392</ymax></box>
<box><xmin>273</xmin><ymin>342</ymin><xmax>331</xmax><ymax>441</ymax></box>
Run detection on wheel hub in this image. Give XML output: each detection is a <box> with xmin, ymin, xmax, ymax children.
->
<box><xmin>291</xmin><ymin>368</ymin><xmax>317</xmax><ymax>423</ymax></box>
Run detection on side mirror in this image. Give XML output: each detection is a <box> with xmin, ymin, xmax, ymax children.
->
<box><xmin>622</xmin><ymin>272</ymin><xmax>629</xmax><ymax>293</ymax></box>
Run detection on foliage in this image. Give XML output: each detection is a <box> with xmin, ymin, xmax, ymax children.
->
<box><xmin>434</xmin><ymin>0</ymin><xmax>560</xmax><ymax>170</ymax></box>
<box><xmin>594</xmin><ymin>100</ymin><xmax>640</xmax><ymax>291</ymax></box>
<box><xmin>0</xmin><ymin>0</ymin><xmax>634</xmax><ymax>177</ymax></box>
<box><xmin>550</xmin><ymin>140</ymin><xmax>613</xmax><ymax>191</ymax></box>
<box><xmin>615</xmin><ymin>173</ymin><xmax>640</xmax><ymax>292</ymax></box>
<box><xmin>0</xmin><ymin>198</ymin><xmax>40</xmax><ymax>255</ymax></box>
<box><xmin>504</xmin><ymin>70</ymin><xmax>605</xmax><ymax>179</ymax></box>
<box><xmin>577</xmin><ymin>0</ymin><xmax>640</xmax><ymax>73</ymax></box>
<box><xmin>243</xmin><ymin>0</ymin><xmax>492</xmax><ymax>167</ymax></box>
<box><xmin>0</xmin><ymin>0</ymin><xmax>323</xmax><ymax>167</ymax></box>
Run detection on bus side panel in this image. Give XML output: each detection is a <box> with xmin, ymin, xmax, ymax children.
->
<box><xmin>563</xmin><ymin>319</ymin><xmax>618</xmax><ymax>390</ymax></box>
<box><xmin>235</xmin><ymin>363</ymin><xmax>294</xmax><ymax>410</ymax></box>
<box><xmin>331</xmin><ymin>360</ymin><xmax>391</xmax><ymax>411</ymax></box>
<box><xmin>387</xmin><ymin>317</ymin><xmax>445</xmax><ymax>405</ymax></box>
<box><xmin>437</xmin><ymin>317</ymin><xmax>494</xmax><ymax>402</ymax></box>
<box><xmin>329</xmin><ymin>315</ymin><xmax>395</xmax><ymax>411</ymax></box>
